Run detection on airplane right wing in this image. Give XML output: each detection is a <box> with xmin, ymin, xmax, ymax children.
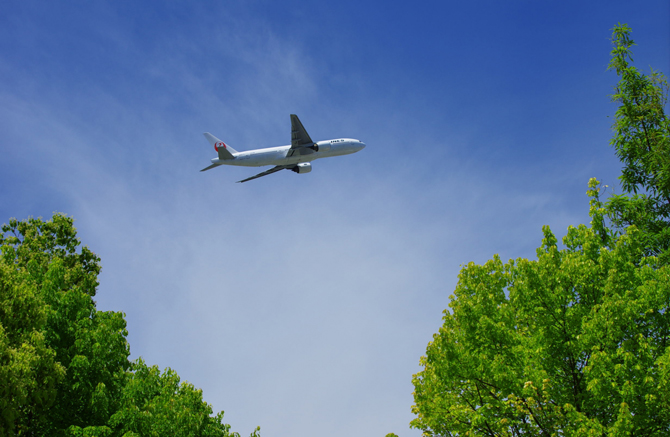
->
<box><xmin>237</xmin><ymin>165</ymin><xmax>292</xmax><ymax>183</ymax></box>
<box><xmin>287</xmin><ymin>114</ymin><xmax>316</xmax><ymax>158</ymax></box>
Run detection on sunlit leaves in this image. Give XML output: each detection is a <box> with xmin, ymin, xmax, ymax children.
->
<box><xmin>410</xmin><ymin>24</ymin><xmax>670</xmax><ymax>436</ymax></box>
<box><xmin>106</xmin><ymin>358</ymin><xmax>253</xmax><ymax>437</ymax></box>
<box><xmin>0</xmin><ymin>213</ymin><xmax>128</xmax><ymax>434</ymax></box>
<box><xmin>0</xmin><ymin>262</ymin><xmax>65</xmax><ymax>435</ymax></box>
<box><xmin>1</xmin><ymin>214</ymin><xmax>257</xmax><ymax>436</ymax></box>
<box><xmin>412</xmin><ymin>187</ymin><xmax>670</xmax><ymax>436</ymax></box>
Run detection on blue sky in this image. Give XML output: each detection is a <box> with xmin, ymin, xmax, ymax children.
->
<box><xmin>1</xmin><ymin>1</ymin><xmax>669</xmax><ymax>436</ymax></box>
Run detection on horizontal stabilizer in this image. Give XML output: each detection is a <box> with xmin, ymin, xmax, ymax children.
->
<box><xmin>200</xmin><ymin>163</ymin><xmax>222</xmax><ymax>172</ymax></box>
<box><xmin>203</xmin><ymin>133</ymin><xmax>237</xmax><ymax>160</ymax></box>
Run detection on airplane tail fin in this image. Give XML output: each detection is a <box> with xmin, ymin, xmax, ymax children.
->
<box><xmin>203</xmin><ymin>133</ymin><xmax>237</xmax><ymax>160</ymax></box>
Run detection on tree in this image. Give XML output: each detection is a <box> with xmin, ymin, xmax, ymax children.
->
<box><xmin>605</xmin><ymin>24</ymin><xmax>670</xmax><ymax>263</ymax></box>
<box><xmin>0</xmin><ymin>214</ymin><xmax>257</xmax><ymax>436</ymax></box>
<box><xmin>0</xmin><ymin>214</ymin><xmax>130</xmax><ymax>435</ymax></box>
<box><xmin>411</xmin><ymin>180</ymin><xmax>670</xmax><ymax>436</ymax></box>
<box><xmin>410</xmin><ymin>25</ymin><xmax>670</xmax><ymax>436</ymax></box>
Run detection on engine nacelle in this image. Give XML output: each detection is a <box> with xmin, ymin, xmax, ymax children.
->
<box><xmin>292</xmin><ymin>162</ymin><xmax>312</xmax><ymax>174</ymax></box>
<box><xmin>310</xmin><ymin>141</ymin><xmax>331</xmax><ymax>153</ymax></box>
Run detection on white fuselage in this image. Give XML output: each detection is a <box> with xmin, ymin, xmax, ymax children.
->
<box><xmin>210</xmin><ymin>138</ymin><xmax>366</xmax><ymax>167</ymax></box>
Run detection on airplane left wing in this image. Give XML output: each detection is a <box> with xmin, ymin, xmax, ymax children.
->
<box><xmin>287</xmin><ymin>114</ymin><xmax>316</xmax><ymax>158</ymax></box>
<box><xmin>237</xmin><ymin>165</ymin><xmax>292</xmax><ymax>183</ymax></box>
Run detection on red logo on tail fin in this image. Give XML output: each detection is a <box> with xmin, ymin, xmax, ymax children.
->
<box><xmin>214</xmin><ymin>142</ymin><xmax>227</xmax><ymax>152</ymax></box>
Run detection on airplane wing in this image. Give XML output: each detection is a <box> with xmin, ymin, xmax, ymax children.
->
<box><xmin>287</xmin><ymin>114</ymin><xmax>316</xmax><ymax>158</ymax></box>
<box><xmin>237</xmin><ymin>165</ymin><xmax>292</xmax><ymax>183</ymax></box>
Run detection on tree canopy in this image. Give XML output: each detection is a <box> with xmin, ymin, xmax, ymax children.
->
<box><xmin>410</xmin><ymin>25</ymin><xmax>670</xmax><ymax>436</ymax></box>
<box><xmin>0</xmin><ymin>214</ymin><xmax>258</xmax><ymax>437</ymax></box>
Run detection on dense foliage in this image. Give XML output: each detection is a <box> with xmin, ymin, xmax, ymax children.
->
<box><xmin>410</xmin><ymin>25</ymin><xmax>670</xmax><ymax>436</ymax></box>
<box><xmin>411</xmin><ymin>183</ymin><xmax>670</xmax><ymax>435</ymax></box>
<box><xmin>0</xmin><ymin>214</ymin><xmax>258</xmax><ymax>437</ymax></box>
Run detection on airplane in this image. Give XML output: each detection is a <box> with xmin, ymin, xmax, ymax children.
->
<box><xmin>200</xmin><ymin>114</ymin><xmax>366</xmax><ymax>182</ymax></box>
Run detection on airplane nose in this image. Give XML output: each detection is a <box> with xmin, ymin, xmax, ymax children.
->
<box><xmin>358</xmin><ymin>141</ymin><xmax>366</xmax><ymax>150</ymax></box>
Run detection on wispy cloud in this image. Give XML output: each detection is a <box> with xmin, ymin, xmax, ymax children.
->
<box><xmin>1</xmin><ymin>2</ymin><xmax>667</xmax><ymax>436</ymax></box>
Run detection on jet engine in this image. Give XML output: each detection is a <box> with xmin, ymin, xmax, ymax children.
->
<box><xmin>309</xmin><ymin>141</ymin><xmax>330</xmax><ymax>152</ymax></box>
<box><xmin>292</xmin><ymin>162</ymin><xmax>312</xmax><ymax>174</ymax></box>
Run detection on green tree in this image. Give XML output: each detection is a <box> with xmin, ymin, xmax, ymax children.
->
<box><xmin>1</xmin><ymin>214</ymin><xmax>257</xmax><ymax>437</ymax></box>
<box><xmin>410</xmin><ymin>25</ymin><xmax>670</xmax><ymax>436</ymax></box>
<box><xmin>605</xmin><ymin>24</ymin><xmax>670</xmax><ymax>263</ymax></box>
<box><xmin>411</xmin><ymin>180</ymin><xmax>670</xmax><ymax>436</ymax></box>
<box><xmin>0</xmin><ymin>214</ymin><xmax>130</xmax><ymax>435</ymax></box>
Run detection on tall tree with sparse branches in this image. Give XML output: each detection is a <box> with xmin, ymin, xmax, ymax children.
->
<box><xmin>606</xmin><ymin>23</ymin><xmax>670</xmax><ymax>263</ymax></box>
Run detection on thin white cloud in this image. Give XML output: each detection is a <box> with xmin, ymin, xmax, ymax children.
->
<box><xmin>2</xmin><ymin>2</ymin><xmax>659</xmax><ymax>436</ymax></box>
